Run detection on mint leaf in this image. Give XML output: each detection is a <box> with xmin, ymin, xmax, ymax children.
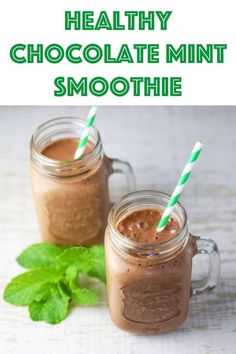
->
<box><xmin>29</xmin><ymin>283</ymin><xmax>69</xmax><ymax>324</ymax></box>
<box><xmin>17</xmin><ymin>243</ymin><xmax>66</xmax><ymax>269</ymax></box>
<box><xmin>3</xmin><ymin>269</ymin><xmax>61</xmax><ymax>306</ymax></box>
<box><xmin>29</xmin><ymin>301</ymin><xmax>45</xmax><ymax>322</ymax></box>
<box><xmin>65</xmin><ymin>267</ymin><xmax>99</xmax><ymax>305</ymax></box>
<box><xmin>65</xmin><ymin>266</ymin><xmax>78</xmax><ymax>291</ymax></box>
<box><xmin>57</xmin><ymin>247</ymin><xmax>93</xmax><ymax>273</ymax></box>
<box><xmin>72</xmin><ymin>288</ymin><xmax>99</xmax><ymax>305</ymax></box>
<box><xmin>88</xmin><ymin>245</ymin><xmax>106</xmax><ymax>283</ymax></box>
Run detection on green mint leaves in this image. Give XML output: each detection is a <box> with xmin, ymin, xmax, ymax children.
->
<box><xmin>88</xmin><ymin>245</ymin><xmax>106</xmax><ymax>283</ymax></box>
<box><xmin>3</xmin><ymin>268</ymin><xmax>62</xmax><ymax>306</ymax></box>
<box><xmin>29</xmin><ymin>283</ymin><xmax>70</xmax><ymax>324</ymax></box>
<box><xmin>4</xmin><ymin>243</ymin><xmax>106</xmax><ymax>324</ymax></box>
<box><xmin>58</xmin><ymin>247</ymin><xmax>93</xmax><ymax>273</ymax></box>
<box><xmin>16</xmin><ymin>243</ymin><xmax>67</xmax><ymax>269</ymax></box>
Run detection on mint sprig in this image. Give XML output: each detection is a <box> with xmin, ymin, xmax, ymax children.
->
<box><xmin>88</xmin><ymin>245</ymin><xmax>106</xmax><ymax>284</ymax></box>
<box><xmin>3</xmin><ymin>243</ymin><xmax>106</xmax><ymax>324</ymax></box>
<box><xmin>29</xmin><ymin>283</ymin><xmax>70</xmax><ymax>324</ymax></box>
<box><xmin>16</xmin><ymin>243</ymin><xmax>67</xmax><ymax>269</ymax></box>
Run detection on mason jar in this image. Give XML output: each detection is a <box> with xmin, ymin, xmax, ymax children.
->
<box><xmin>30</xmin><ymin>116</ymin><xmax>136</xmax><ymax>246</ymax></box>
<box><xmin>105</xmin><ymin>190</ymin><xmax>220</xmax><ymax>334</ymax></box>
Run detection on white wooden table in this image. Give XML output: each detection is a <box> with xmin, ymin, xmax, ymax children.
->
<box><xmin>0</xmin><ymin>106</ymin><xmax>236</xmax><ymax>354</ymax></box>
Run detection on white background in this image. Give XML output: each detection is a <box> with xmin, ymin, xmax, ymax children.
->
<box><xmin>0</xmin><ymin>0</ymin><xmax>235</xmax><ymax>105</ymax></box>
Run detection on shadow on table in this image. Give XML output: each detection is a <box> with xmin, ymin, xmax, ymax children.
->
<box><xmin>181</xmin><ymin>277</ymin><xmax>236</xmax><ymax>333</ymax></box>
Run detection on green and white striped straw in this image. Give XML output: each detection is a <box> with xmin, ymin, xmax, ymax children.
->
<box><xmin>157</xmin><ymin>141</ymin><xmax>203</xmax><ymax>232</ymax></box>
<box><xmin>74</xmin><ymin>106</ymin><xmax>97</xmax><ymax>160</ymax></box>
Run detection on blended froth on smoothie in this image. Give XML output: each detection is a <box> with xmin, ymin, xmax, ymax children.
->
<box><xmin>41</xmin><ymin>137</ymin><xmax>93</xmax><ymax>161</ymax></box>
<box><xmin>117</xmin><ymin>208</ymin><xmax>180</xmax><ymax>244</ymax></box>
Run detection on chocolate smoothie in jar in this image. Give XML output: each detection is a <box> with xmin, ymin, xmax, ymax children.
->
<box><xmin>30</xmin><ymin>117</ymin><xmax>135</xmax><ymax>246</ymax></box>
<box><xmin>105</xmin><ymin>190</ymin><xmax>220</xmax><ymax>334</ymax></box>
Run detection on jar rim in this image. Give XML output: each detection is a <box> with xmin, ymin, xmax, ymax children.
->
<box><xmin>108</xmin><ymin>190</ymin><xmax>188</xmax><ymax>257</ymax></box>
<box><xmin>30</xmin><ymin>116</ymin><xmax>103</xmax><ymax>177</ymax></box>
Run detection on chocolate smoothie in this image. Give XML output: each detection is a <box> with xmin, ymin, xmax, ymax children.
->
<box><xmin>42</xmin><ymin>138</ymin><xmax>93</xmax><ymax>160</ymax></box>
<box><xmin>30</xmin><ymin>137</ymin><xmax>110</xmax><ymax>246</ymax></box>
<box><xmin>117</xmin><ymin>209</ymin><xmax>180</xmax><ymax>244</ymax></box>
<box><xmin>105</xmin><ymin>207</ymin><xmax>195</xmax><ymax>334</ymax></box>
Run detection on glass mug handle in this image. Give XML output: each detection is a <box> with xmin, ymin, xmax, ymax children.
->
<box><xmin>109</xmin><ymin>158</ymin><xmax>136</xmax><ymax>193</ymax></box>
<box><xmin>191</xmin><ymin>235</ymin><xmax>220</xmax><ymax>295</ymax></box>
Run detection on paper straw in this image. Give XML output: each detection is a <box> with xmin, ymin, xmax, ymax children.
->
<box><xmin>156</xmin><ymin>141</ymin><xmax>203</xmax><ymax>232</ymax></box>
<box><xmin>74</xmin><ymin>106</ymin><xmax>97</xmax><ymax>160</ymax></box>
